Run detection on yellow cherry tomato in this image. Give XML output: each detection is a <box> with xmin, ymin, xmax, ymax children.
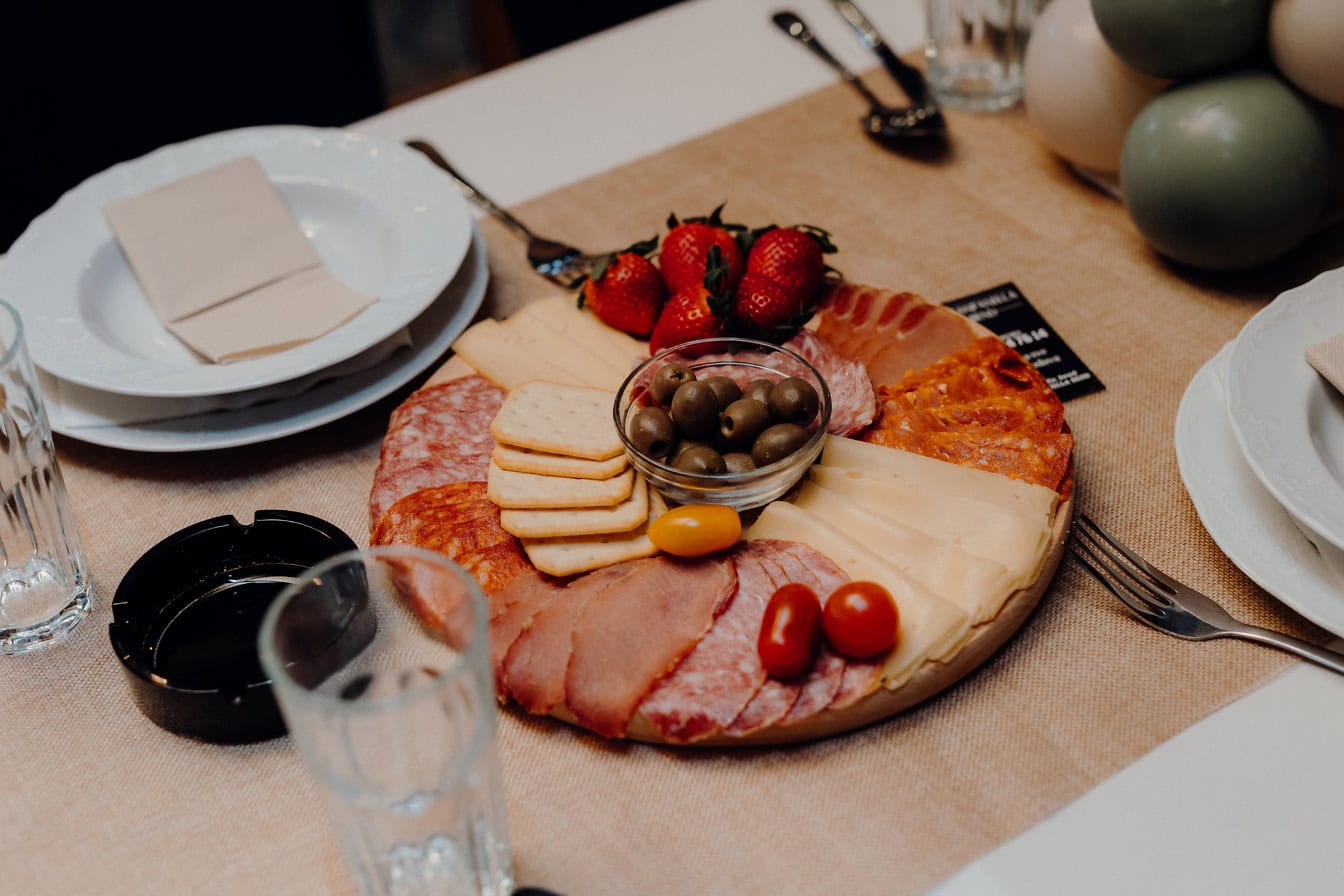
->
<box><xmin>648</xmin><ymin>504</ymin><xmax>742</xmax><ymax>557</ymax></box>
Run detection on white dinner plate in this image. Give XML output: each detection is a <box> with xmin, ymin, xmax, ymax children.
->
<box><xmin>47</xmin><ymin>228</ymin><xmax>487</xmax><ymax>452</ymax></box>
<box><xmin>1226</xmin><ymin>267</ymin><xmax>1344</xmax><ymax>561</ymax></box>
<box><xmin>0</xmin><ymin>125</ymin><xmax>471</xmax><ymax>398</ymax></box>
<box><xmin>1176</xmin><ymin>343</ymin><xmax>1344</xmax><ymax>636</ymax></box>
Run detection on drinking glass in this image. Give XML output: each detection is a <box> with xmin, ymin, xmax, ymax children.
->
<box><xmin>0</xmin><ymin>298</ymin><xmax>91</xmax><ymax>655</ymax></box>
<box><xmin>259</xmin><ymin>545</ymin><xmax>513</xmax><ymax>896</ymax></box>
<box><xmin>925</xmin><ymin>0</ymin><xmax>1037</xmax><ymax>111</ymax></box>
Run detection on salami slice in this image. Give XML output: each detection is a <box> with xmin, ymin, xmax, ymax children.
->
<box><xmin>781</xmin><ymin>329</ymin><xmax>876</xmax><ymax>437</ymax></box>
<box><xmin>722</xmin><ymin>552</ymin><xmax>809</xmax><ymax>736</ymax></box>
<box><xmin>637</xmin><ymin>541</ymin><xmax>784</xmax><ymax>743</ymax></box>
<box><xmin>771</xmin><ymin>544</ymin><xmax>845</xmax><ymax>725</ymax></box>
<box><xmin>371</xmin><ymin>481</ymin><xmax>530</xmax><ymax>595</ymax></box>
<box><xmin>566</xmin><ymin>555</ymin><xmax>738</xmax><ymax>739</ymax></box>
<box><xmin>369</xmin><ymin>376</ymin><xmax>505</xmax><ymax>529</ymax></box>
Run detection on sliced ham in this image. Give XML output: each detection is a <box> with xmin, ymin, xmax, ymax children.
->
<box><xmin>636</xmin><ymin>542</ymin><xmax>783</xmax><ymax>743</ymax></box>
<box><xmin>810</xmin><ymin>283</ymin><xmax>981</xmax><ymax>386</ymax></box>
<box><xmin>500</xmin><ymin>559</ymin><xmax>645</xmax><ymax>714</ymax></box>
<box><xmin>489</xmin><ymin>569</ymin><xmax>566</xmax><ymax>692</ymax></box>
<box><xmin>566</xmin><ymin>555</ymin><xmax>738</xmax><ymax>739</ymax></box>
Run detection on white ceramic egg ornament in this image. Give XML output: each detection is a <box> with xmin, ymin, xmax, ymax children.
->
<box><xmin>1024</xmin><ymin>0</ymin><xmax>1169</xmax><ymax>174</ymax></box>
<box><xmin>1269</xmin><ymin>0</ymin><xmax>1344</xmax><ymax>108</ymax></box>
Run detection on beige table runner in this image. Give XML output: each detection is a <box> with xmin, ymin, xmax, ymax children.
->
<box><xmin>7</xmin><ymin>78</ymin><xmax>1344</xmax><ymax>896</ymax></box>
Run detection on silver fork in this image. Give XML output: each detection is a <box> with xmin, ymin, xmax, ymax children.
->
<box><xmin>406</xmin><ymin>139</ymin><xmax>603</xmax><ymax>287</ymax></box>
<box><xmin>1070</xmin><ymin>514</ymin><xmax>1344</xmax><ymax>675</ymax></box>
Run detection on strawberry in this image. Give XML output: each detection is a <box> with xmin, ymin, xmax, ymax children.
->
<box><xmin>649</xmin><ymin>245</ymin><xmax>732</xmax><ymax>354</ymax></box>
<box><xmin>578</xmin><ymin>238</ymin><xmax>664</xmax><ymax>337</ymax></box>
<box><xmin>745</xmin><ymin>225</ymin><xmax>836</xmax><ymax>308</ymax></box>
<box><xmin>660</xmin><ymin>204</ymin><xmax>746</xmax><ymax>294</ymax></box>
<box><xmin>731</xmin><ymin>271</ymin><xmax>804</xmax><ymax>341</ymax></box>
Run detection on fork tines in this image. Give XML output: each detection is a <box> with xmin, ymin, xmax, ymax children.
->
<box><xmin>1068</xmin><ymin>514</ymin><xmax>1176</xmax><ymax>621</ymax></box>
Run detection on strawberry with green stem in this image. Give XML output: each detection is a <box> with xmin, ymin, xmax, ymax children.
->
<box><xmin>578</xmin><ymin>236</ymin><xmax>664</xmax><ymax>337</ymax></box>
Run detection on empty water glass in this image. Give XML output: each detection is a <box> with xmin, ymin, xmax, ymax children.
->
<box><xmin>926</xmin><ymin>0</ymin><xmax>1037</xmax><ymax>112</ymax></box>
<box><xmin>0</xmin><ymin>298</ymin><xmax>91</xmax><ymax>655</ymax></box>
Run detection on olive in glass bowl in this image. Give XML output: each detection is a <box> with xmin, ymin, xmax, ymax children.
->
<box><xmin>614</xmin><ymin>338</ymin><xmax>832</xmax><ymax>511</ymax></box>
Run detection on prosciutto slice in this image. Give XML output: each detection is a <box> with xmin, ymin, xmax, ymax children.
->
<box><xmin>810</xmin><ymin>283</ymin><xmax>981</xmax><ymax>386</ymax></box>
<box><xmin>637</xmin><ymin>542</ymin><xmax>784</xmax><ymax>743</ymax></box>
<box><xmin>566</xmin><ymin>555</ymin><xmax>738</xmax><ymax>738</ymax></box>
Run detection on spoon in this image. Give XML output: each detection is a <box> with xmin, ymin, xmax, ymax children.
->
<box><xmin>771</xmin><ymin>10</ymin><xmax>946</xmax><ymax>144</ymax></box>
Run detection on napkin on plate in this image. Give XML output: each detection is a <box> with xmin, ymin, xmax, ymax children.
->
<box><xmin>1306</xmin><ymin>333</ymin><xmax>1344</xmax><ymax>395</ymax></box>
<box><xmin>103</xmin><ymin>156</ymin><xmax>374</xmax><ymax>363</ymax></box>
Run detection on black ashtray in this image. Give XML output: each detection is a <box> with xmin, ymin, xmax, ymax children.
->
<box><xmin>109</xmin><ymin>510</ymin><xmax>357</xmax><ymax>744</ymax></box>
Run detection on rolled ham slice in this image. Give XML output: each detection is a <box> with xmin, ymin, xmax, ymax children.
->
<box><xmin>810</xmin><ymin>283</ymin><xmax>982</xmax><ymax>386</ymax></box>
<box><xmin>566</xmin><ymin>555</ymin><xmax>738</xmax><ymax>738</ymax></box>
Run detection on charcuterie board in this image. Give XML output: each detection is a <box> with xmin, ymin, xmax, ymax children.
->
<box><xmin>369</xmin><ymin>281</ymin><xmax>1075</xmax><ymax>747</ymax></box>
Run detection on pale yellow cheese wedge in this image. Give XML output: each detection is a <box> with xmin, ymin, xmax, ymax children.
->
<box><xmin>500</xmin><ymin>476</ymin><xmax>650</xmax><ymax>539</ymax></box>
<box><xmin>791</xmin><ymin>482</ymin><xmax>1017</xmax><ymax>624</ymax></box>
<box><xmin>452</xmin><ymin>319</ymin><xmax>590</xmax><ymax>389</ymax></box>
<box><xmin>492</xmin><ymin>443</ymin><xmax>629</xmax><ymax>480</ymax></box>
<box><xmin>501</xmin><ymin>312</ymin><xmax>630</xmax><ymax>390</ymax></box>
<box><xmin>745</xmin><ymin>501</ymin><xmax>970</xmax><ymax>691</ymax></box>
<box><xmin>522</xmin><ymin>491</ymin><xmax>668</xmax><ymax>576</ymax></box>
<box><xmin>487</xmin><ymin>461</ymin><xmax>633</xmax><ymax>509</ymax></box>
<box><xmin>819</xmin><ymin>435</ymin><xmax>1059</xmax><ymax>521</ymax></box>
<box><xmin>491</xmin><ymin>381</ymin><xmax>624</xmax><ymax>461</ymax></box>
<box><xmin>807</xmin><ymin>466</ymin><xmax>1051</xmax><ymax>590</ymax></box>
<box><xmin>513</xmin><ymin>296</ymin><xmax>645</xmax><ymax>374</ymax></box>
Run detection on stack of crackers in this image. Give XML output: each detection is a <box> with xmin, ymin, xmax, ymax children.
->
<box><xmin>488</xmin><ymin>380</ymin><xmax>666</xmax><ymax>577</ymax></box>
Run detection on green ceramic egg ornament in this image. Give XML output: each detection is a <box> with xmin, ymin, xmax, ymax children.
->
<box><xmin>1120</xmin><ymin>70</ymin><xmax>1333</xmax><ymax>270</ymax></box>
<box><xmin>1090</xmin><ymin>0</ymin><xmax>1270</xmax><ymax>79</ymax></box>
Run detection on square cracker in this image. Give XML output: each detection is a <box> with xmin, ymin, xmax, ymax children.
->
<box><xmin>500</xmin><ymin>475</ymin><xmax>650</xmax><ymax>539</ymax></box>
<box><xmin>521</xmin><ymin>490</ymin><xmax>669</xmax><ymax>577</ymax></box>
<box><xmin>492</xmin><ymin>443</ymin><xmax>628</xmax><ymax>480</ymax></box>
<box><xmin>487</xmin><ymin>460</ymin><xmax>633</xmax><ymax>509</ymax></box>
<box><xmin>490</xmin><ymin>381</ymin><xmax>623</xmax><ymax>460</ymax></box>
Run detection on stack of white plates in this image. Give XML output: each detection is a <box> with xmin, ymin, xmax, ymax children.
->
<box><xmin>1176</xmin><ymin>266</ymin><xmax>1344</xmax><ymax>635</ymax></box>
<box><xmin>0</xmin><ymin>127</ymin><xmax>487</xmax><ymax>452</ymax></box>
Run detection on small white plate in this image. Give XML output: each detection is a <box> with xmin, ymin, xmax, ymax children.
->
<box><xmin>48</xmin><ymin>228</ymin><xmax>488</xmax><ymax>452</ymax></box>
<box><xmin>1176</xmin><ymin>342</ymin><xmax>1344</xmax><ymax>636</ymax></box>
<box><xmin>1226</xmin><ymin>266</ymin><xmax>1344</xmax><ymax>560</ymax></box>
<box><xmin>1</xmin><ymin>126</ymin><xmax>470</xmax><ymax>398</ymax></box>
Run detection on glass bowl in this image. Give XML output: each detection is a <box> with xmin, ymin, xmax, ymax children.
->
<box><xmin>614</xmin><ymin>337</ymin><xmax>832</xmax><ymax>511</ymax></box>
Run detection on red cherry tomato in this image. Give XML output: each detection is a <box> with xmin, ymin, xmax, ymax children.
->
<box><xmin>757</xmin><ymin>583</ymin><xmax>822</xmax><ymax>678</ymax></box>
<box><xmin>822</xmin><ymin>581</ymin><xmax>899</xmax><ymax>659</ymax></box>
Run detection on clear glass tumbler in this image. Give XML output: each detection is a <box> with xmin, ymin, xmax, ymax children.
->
<box><xmin>0</xmin><ymin>299</ymin><xmax>92</xmax><ymax>655</ymax></box>
<box><xmin>259</xmin><ymin>545</ymin><xmax>513</xmax><ymax>896</ymax></box>
<box><xmin>925</xmin><ymin>0</ymin><xmax>1037</xmax><ymax>112</ymax></box>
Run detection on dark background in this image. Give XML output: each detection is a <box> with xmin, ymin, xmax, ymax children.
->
<box><xmin>1</xmin><ymin>0</ymin><xmax>678</xmax><ymax>252</ymax></box>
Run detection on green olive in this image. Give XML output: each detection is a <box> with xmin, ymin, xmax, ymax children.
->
<box><xmin>768</xmin><ymin>377</ymin><xmax>820</xmax><ymax>427</ymax></box>
<box><xmin>751</xmin><ymin>423</ymin><xmax>811</xmax><ymax>467</ymax></box>
<box><xmin>675</xmin><ymin>444</ymin><xmax>727</xmax><ymax>475</ymax></box>
<box><xmin>743</xmin><ymin>378</ymin><xmax>774</xmax><ymax>405</ymax></box>
<box><xmin>723</xmin><ymin>452</ymin><xmax>757</xmax><ymax>475</ymax></box>
<box><xmin>670</xmin><ymin>380</ymin><xmax>720</xmax><ymax>441</ymax></box>
<box><xmin>627</xmin><ymin>406</ymin><xmax>676</xmax><ymax>459</ymax></box>
<box><xmin>651</xmin><ymin>363</ymin><xmax>695</xmax><ymax>405</ymax></box>
<box><xmin>719</xmin><ymin>398</ymin><xmax>772</xmax><ymax>449</ymax></box>
<box><xmin>703</xmin><ymin>375</ymin><xmax>743</xmax><ymax>410</ymax></box>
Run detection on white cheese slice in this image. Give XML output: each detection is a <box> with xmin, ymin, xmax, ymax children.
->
<box><xmin>819</xmin><ymin>435</ymin><xmax>1059</xmax><ymax>521</ymax></box>
<box><xmin>791</xmin><ymin>482</ymin><xmax>1017</xmax><ymax>624</ymax></box>
<box><xmin>451</xmin><ymin>319</ymin><xmax>590</xmax><ymax>389</ymax></box>
<box><xmin>744</xmin><ymin>501</ymin><xmax>970</xmax><ymax>690</ymax></box>
<box><xmin>513</xmin><ymin>296</ymin><xmax>645</xmax><ymax>376</ymax></box>
<box><xmin>500</xmin><ymin>312</ymin><xmax>631</xmax><ymax>390</ymax></box>
<box><xmin>807</xmin><ymin>465</ymin><xmax>1051</xmax><ymax>591</ymax></box>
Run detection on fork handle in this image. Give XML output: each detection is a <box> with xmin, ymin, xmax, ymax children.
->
<box><xmin>405</xmin><ymin>139</ymin><xmax>536</xmax><ymax>242</ymax></box>
<box><xmin>1228</xmin><ymin>625</ymin><xmax>1344</xmax><ymax>676</ymax></box>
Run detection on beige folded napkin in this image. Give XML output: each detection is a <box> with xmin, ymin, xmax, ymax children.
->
<box><xmin>1306</xmin><ymin>333</ymin><xmax>1344</xmax><ymax>394</ymax></box>
<box><xmin>103</xmin><ymin>156</ymin><xmax>374</xmax><ymax>363</ymax></box>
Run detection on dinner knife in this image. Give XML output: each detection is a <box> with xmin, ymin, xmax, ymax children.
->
<box><xmin>829</xmin><ymin>0</ymin><xmax>936</xmax><ymax>110</ymax></box>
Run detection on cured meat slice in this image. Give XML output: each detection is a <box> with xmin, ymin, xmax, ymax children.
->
<box><xmin>371</xmin><ymin>482</ymin><xmax>530</xmax><ymax>595</ymax></box>
<box><xmin>811</xmin><ymin>283</ymin><xmax>981</xmax><ymax>384</ymax></box>
<box><xmin>566</xmin><ymin>555</ymin><xmax>738</xmax><ymax>738</ymax></box>
<box><xmin>501</xmin><ymin>559</ymin><xmax>645</xmax><ymax>714</ymax></box>
<box><xmin>722</xmin><ymin>551</ymin><xmax>811</xmax><ymax>737</ymax></box>
<box><xmin>637</xmin><ymin>541</ymin><xmax>783</xmax><ymax>743</ymax></box>
<box><xmin>369</xmin><ymin>376</ymin><xmax>505</xmax><ymax>528</ymax></box>
<box><xmin>775</xmin><ymin>543</ymin><xmax>848</xmax><ymax>725</ymax></box>
<box><xmin>781</xmin><ymin>329</ymin><xmax>876</xmax><ymax>436</ymax></box>
<box><xmin>489</xmin><ymin>569</ymin><xmax>566</xmax><ymax>691</ymax></box>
